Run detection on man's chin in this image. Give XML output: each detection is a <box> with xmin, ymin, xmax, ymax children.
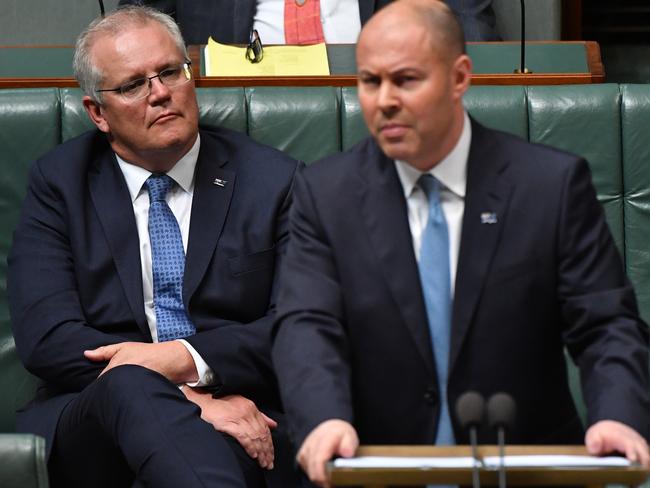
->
<box><xmin>377</xmin><ymin>141</ymin><xmax>412</xmax><ymax>163</ymax></box>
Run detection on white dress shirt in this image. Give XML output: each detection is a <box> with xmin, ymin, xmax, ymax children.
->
<box><xmin>394</xmin><ymin>111</ymin><xmax>472</xmax><ymax>296</ymax></box>
<box><xmin>254</xmin><ymin>0</ymin><xmax>362</xmax><ymax>44</ymax></box>
<box><xmin>116</xmin><ymin>134</ymin><xmax>215</xmax><ymax>386</ymax></box>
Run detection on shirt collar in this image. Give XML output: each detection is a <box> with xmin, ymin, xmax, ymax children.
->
<box><xmin>116</xmin><ymin>133</ymin><xmax>201</xmax><ymax>202</ymax></box>
<box><xmin>395</xmin><ymin>111</ymin><xmax>471</xmax><ymax>199</ymax></box>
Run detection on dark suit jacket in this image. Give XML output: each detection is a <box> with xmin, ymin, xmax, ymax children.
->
<box><xmin>272</xmin><ymin>120</ymin><xmax>650</xmax><ymax>449</ymax></box>
<box><xmin>8</xmin><ymin>126</ymin><xmax>298</xmax><ymax>458</ymax></box>
<box><xmin>119</xmin><ymin>0</ymin><xmax>392</xmax><ymax>44</ymax></box>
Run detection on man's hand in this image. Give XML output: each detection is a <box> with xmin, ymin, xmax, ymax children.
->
<box><xmin>84</xmin><ymin>341</ymin><xmax>198</xmax><ymax>384</ymax></box>
<box><xmin>585</xmin><ymin>420</ymin><xmax>650</xmax><ymax>467</ymax></box>
<box><xmin>182</xmin><ymin>388</ymin><xmax>277</xmax><ymax>470</ymax></box>
<box><xmin>297</xmin><ymin>419</ymin><xmax>359</xmax><ymax>488</ymax></box>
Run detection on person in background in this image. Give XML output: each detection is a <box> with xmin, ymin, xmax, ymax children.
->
<box><xmin>271</xmin><ymin>0</ymin><xmax>650</xmax><ymax>486</ymax></box>
<box><xmin>8</xmin><ymin>6</ymin><xmax>299</xmax><ymax>488</ymax></box>
<box><xmin>118</xmin><ymin>0</ymin><xmax>498</xmax><ymax>44</ymax></box>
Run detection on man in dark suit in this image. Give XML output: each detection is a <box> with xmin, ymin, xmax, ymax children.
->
<box><xmin>271</xmin><ymin>1</ymin><xmax>650</xmax><ymax>486</ymax></box>
<box><xmin>8</xmin><ymin>6</ymin><xmax>298</xmax><ymax>488</ymax></box>
<box><xmin>118</xmin><ymin>0</ymin><xmax>497</xmax><ymax>44</ymax></box>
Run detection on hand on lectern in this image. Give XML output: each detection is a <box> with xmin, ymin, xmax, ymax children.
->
<box><xmin>585</xmin><ymin>420</ymin><xmax>650</xmax><ymax>468</ymax></box>
<box><xmin>297</xmin><ymin>419</ymin><xmax>359</xmax><ymax>488</ymax></box>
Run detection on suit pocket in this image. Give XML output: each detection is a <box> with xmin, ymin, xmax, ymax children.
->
<box><xmin>228</xmin><ymin>246</ymin><xmax>275</xmax><ymax>276</ymax></box>
<box><xmin>487</xmin><ymin>257</ymin><xmax>539</xmax><ymax>286</ymax></box>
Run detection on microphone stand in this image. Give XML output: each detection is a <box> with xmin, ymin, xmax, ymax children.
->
<box><xmin>469</xmin><ymin>424</ymin><xmax>481</xmax><ymax>488</ymax></box>
<box><xmin>455</xmin><ymin>392</ymin><xmax>485</xmax><ymax>488</ymax></box>
<box><xmin>487</xmin><ymin>393</ymin><xmax>516</xmax><ymax>488</ymax></box>
<box><xmin>496</xmin><ymin>425</ymin><xmax>506</xmax><ymax>488</ymax></box>
<box><xmin>514</xmin><ymin>0</ymin><xmax>531</xmax><ymax>74</ymax></box>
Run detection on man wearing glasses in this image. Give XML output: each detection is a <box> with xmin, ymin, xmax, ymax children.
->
<box><xmin>8</xmin><ymin>6</ymin><xmax>298</xmax><ymax>488</ymax></box>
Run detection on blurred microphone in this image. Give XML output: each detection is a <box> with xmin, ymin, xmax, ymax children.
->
<box><xmin>456</xmin><ymin>391</ymin><xmax>486</xmax><ymax>488</ymax></box>
<box><xmin>514</xmin><ymin>0</ymin><xmax>530</xmax><ymax>74</ymax></box>
<box><xmin>99</xmin><ymin>0</ymin><xmax>106</xmax><ymax>17</ymax></box>
<box><xmin>487</xmin><ymin>393</ymin><xmax>517</xmax><ymax>488</ymax></box>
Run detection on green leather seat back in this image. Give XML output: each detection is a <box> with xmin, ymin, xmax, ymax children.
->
<box><xmin>621</xmin><ymin>84</ymin><xmax>650</xmax><ymax>324</ymax></box>
<box><xmin>60</xmin><ymin>88</ymin><xmax>93</xmax><ymax>141</ymax></box>
<box><xmin>464</xmin><ymin>85</ymin><xmax>528</xmax><ymax>138</ymax></box>
<box><xmin>197</xmin><ymin>87</ymin><xmax>247</xmax><ymax>133</ymax></box>
<box><xmin>341</xmin><ymin>87</ymin><xmax>369</xmax><ymax>151</ymax></box>
<box><xmin>0</xmin><ymin>89</ymin><xmax>57</xmax><ymax>431</ymax></box>
<box><xmin>246</xmin><ymin>86</ymin><xmax>341</xmax><ymax>164</ymax></box>
<box><xmin>527</xmin><ymin>84</ymin><xmax>624</xmax><ymax>254</ymax></box>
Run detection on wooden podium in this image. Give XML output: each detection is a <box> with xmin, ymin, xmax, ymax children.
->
<box><xmin>327</xmin><ymin>446</ymin><xmax>649</xmax><ymax>487</ymax></box>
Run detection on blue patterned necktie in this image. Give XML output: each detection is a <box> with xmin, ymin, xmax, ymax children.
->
<box><xmin>417</xmin><ymin>174</ymin><xmax>455</xmax><ymax>446</ymax></box>
<box><xmin>146</xmin><ymin>174</ymin><xmax>196</xmax><ymax>342</ymax></box>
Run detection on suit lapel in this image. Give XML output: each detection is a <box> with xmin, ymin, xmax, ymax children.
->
<box><xmin>183</xmin><ymin>133</ymin><xmax>235</xmax><ymax>306</ymax></box>
<box><xmin>88</xmin><ymin>147</ymin><xmax>149</xmax><ymax>337</ymax></box>
<box><xmin>450</xmin><ymin>121</ymin><xmax>513</xmax><ymax>373</ymax></box>
<box><xmin>357</xmin><ymin>141</ymin><xmax>435</xmax><ymax>376</ymax></box>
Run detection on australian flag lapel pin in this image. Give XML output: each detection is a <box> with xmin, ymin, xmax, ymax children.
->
<box><xmin>480</xmin><ymin>212</ymin><xmax>497</xmax><ymax>224</ymax></box>
<box><xmin>213</xmin><ymin>178</ymin><xmax>228</xmax><ymax>187</ymax></box>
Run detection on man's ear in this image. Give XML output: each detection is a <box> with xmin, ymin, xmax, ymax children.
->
<box><xmin>82</xmin><ymin>96</ymin><xmax>110</xmax><ymax>133</ymax></box>
<box><xmin>451</xmin><ymin>54</ymin><xmax>472</xmax><ymax>101</ymax></box>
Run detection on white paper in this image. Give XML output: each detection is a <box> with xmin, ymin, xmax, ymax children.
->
<box><xmin>482</xmin><ymin>455</ymin><xmax>631</xmax><ymax>468</ymax></box>
<box><xmin>333</xmin><ymin>456</ymin><xmax>479</xmax><ymax>469</ymax></box>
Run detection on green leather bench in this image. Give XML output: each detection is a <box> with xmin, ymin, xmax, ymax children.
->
<box><xmin>1</xmin><ymin>84</ymin><xmax>649</xmax><ymax>487</ymax></box>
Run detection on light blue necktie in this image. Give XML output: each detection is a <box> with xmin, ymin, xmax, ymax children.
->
<box><xmin>146</xmin><ymin>174</ymin><xmax>196</xmax><ymax>342</ymax></box>
<box><xmin>417</xmin><ymin>174</ymin><xmax>455</xmax><ymax>447</ymax></box>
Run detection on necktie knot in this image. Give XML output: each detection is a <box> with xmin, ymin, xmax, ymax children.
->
<box><xmin>146</xmin><ymin>174</ymin><xmax>174</xmax><ymax>203</ymax></box>
<box><xmin>419</xmin><ymin>174</ymin><xmax>444</xmax><ymax>224</ymax></box>
<box><xmin>418</xmin><ymin>173</ymin><xmax>440</xmax><ymax>201</ymax></box>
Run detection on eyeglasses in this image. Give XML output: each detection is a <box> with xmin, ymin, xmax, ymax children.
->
<box><xmin>96</xmin><ymin>62</ymin><xmax>193</xmax><ymax>102</ymax></box>
<box><xmin>246</xmin><ymin>30</ymin><xmax>264</xmax><ymax>64</ymax></box>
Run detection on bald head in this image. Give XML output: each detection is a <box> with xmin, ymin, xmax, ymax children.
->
<box><xmin>355</xmin><ymin>0</ymin><xmax>472</xmax><ymax>171</ymax></box>
<box><xmin>360</xmin><ymin>0</ymin><xmax>465</xmax><ymax>62</ymax></box>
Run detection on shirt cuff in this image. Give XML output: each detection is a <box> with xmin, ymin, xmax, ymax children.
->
<box><xmin>177</xmin><ymin>339</ymin><xmax>216</xmax><ymax>387</ymax></box>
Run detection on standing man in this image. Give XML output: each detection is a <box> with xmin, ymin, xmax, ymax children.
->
<box><xmin>8</xmin><ymin>6</ymin><xmax>299</xmax><ymax>488</ymax></box>
<box><xmin>272</xmin><ymin>0</ymin><xmax>650</xmax><ymax>486</ymax></box>
<box><xmin>118</xmin><ymin>0</ymin><xmax>497</xmax><ymax>44</ymax></box>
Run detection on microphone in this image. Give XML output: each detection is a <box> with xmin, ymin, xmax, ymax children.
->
<box><xmin>514</xmin><ymin>0</ymin><xmax>531</xmax><ymax>74</ymax></box>
<box><xmin>456</xmin><ymin>391</ymin><xmax>486</xmax><ymax>488</ymax></box>
<box><xmin>487</xmin><ymin>393</ymin><xmax>517</xmax><ymax>488</ymax></box>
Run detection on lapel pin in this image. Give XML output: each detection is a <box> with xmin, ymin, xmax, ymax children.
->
<box><xmin>213</xmin><ymin>178</ymin><xmax>228</xmax><ymax>187</ymax></box>
<box><xmin>480</xmin><ymin>212</ymin><xmax>498</xmax><ymax>224</ymax></box>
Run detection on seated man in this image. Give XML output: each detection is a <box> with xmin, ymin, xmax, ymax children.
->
<box><xmin>271</xmin><ymin>0</ymin><xmax>650</xmax><ymax>486</ymax></box>
<box><xmin>8</xmin><ymin>6</ymin><xmax>299</xmax><ymax>488</ymax></box>
<box><xmin>118</xmin><ymin>0</ymin><xmax>497</xmax><ymax>44</ymax></box>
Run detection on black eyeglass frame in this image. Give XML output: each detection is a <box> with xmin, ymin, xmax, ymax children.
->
<box><xmin>95</xmin><ymin>61</ymin><xmax>193</xmax><ymax>101</ymax></box>
<box><xmin>246</xmin><ymin>30</ymin><xmax>264</xmax><ymax>64</ymax></box>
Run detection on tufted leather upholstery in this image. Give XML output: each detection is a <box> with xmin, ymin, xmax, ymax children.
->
<box><xmin>0</xmin><ymin>84</ymin><xmax>648</xmax><ymax>486</ymax></box>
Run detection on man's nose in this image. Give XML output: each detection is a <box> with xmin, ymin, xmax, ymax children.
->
<box><xmin>148</xmin><ymin>76</ymin><xmax>172</xmax><ymax>101</ymax></box>
<box><xmin>377</xmin><ymin>82</ymin><xmax>399</xmax><ymax>113</ymax></box>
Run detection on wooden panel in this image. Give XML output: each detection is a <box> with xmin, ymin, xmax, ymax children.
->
<box><xmin>0</xmin><ymin>42</ymin><xmax>605</xmax><ymax>88</ymax></box>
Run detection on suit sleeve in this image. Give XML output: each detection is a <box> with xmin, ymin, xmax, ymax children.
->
<box><xmin>8</xmin><ymin>161</ymin><xmax>130</xmax><ymax>392</ymax></box>
<box><xmin>558</xmin><ymin>158</ymin><xmax>650</xmax><ymax>440</ymax></box>
<box><xmin>184</xmin><ymin>162</ymin><xmax>300</xmax><ymax>408</ymax></box>
<box><xmin>271</xmin><ymin>168</ymin><xmax>354</xmax><ymax>447</ymax></box>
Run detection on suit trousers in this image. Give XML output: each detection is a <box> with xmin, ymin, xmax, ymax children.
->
<box><xmin>48</xmin><ymin>365</ymin><xmax>265</xmax><ymax>488</ymax></box>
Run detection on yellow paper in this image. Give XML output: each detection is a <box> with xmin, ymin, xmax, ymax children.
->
<box><xmin>204</xmin><ymin>37</ymin><xmax>330</xmax><ymax>76</ymax></box>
